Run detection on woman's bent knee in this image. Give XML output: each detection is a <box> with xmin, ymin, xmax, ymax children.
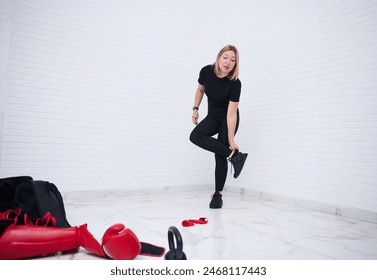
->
<box><xmin>189</xmin><ymin>130</ymin><xmax>198</xmax><ymax>144</ymax></box>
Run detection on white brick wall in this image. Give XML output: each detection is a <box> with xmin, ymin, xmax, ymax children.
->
<box><xmin>227</xmin><ymin>0</ymin><xmax>377</xmax><ymax>213</ymax></box>
<box><xmin>0</xmin><ymin>0</ymin><xmax>13</xmax><ymax>170</ymax></box>
<box><xmin>0</xmin><ymin>0</ymin><xmax>223</xmax><ymax>191</ymax></box>
<box><xmin>1</xmin><ymin>0</ymin><xmax>376</xmax><ymax>213</ymax></box>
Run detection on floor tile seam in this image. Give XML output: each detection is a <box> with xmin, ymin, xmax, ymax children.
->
<box><xmin>230</xmin><ymin>227</ymin><xmax>327</xmax><ymax>245</ymax></box>
<box><xmin>314</xmin><ymin>226</ymin><xmax>377</xmax><ymax>241</ymax></box>
<box><xmin>275</xmin><ymin>229</ymin><xmax>344</xmax><ymax>246</ymax></box>
<box><xmin>108</xmin><ymin>202</ymin><xmax>167</xmax><ymax>214</ymax></box>
<box><xmin>296</xmin><ymin>226</ymin><xmax>377</xmax><ymax>243</ymax></box>
<box><xmin>227</xmin><ymin>242</ymin><xmax>330</xmax><ymax>260</ymax></box>
<box><xmin>285</xmin><ymin>242</ymin><xmax>336</xmax><ymax>260</ymax></box>
<box><xmin>108</xmin><ymin>206</ymin><xmax>153</xmax><ymax>233</ymax></box>
<box><xmin>220</xmin><ymin>215</ymin><xmax>333</xmax><ymax>241</ymax></box>
<box><xmin>120</xmin><ymin>212</ymin><xmax>184</xmax><ymax>238</ymax></box>
<box><xmin>259</xmin><ymin>210</ymin><xmax>365</xmax><ymax>231</ymax></box>
<box><xmin>265</xmin><ymin>241</ymin><xmax>334</xmax><ymax>260</ymax></box>
<box><xmin>232</xmin><ymin>215</ymin><xmax>354</xmax><ymax>245</ymax></box>
<box><xmin>217</xmin><ymin>222</ymin><xmax>289</xmax><ymax>247</ymax></box>
<box><xmin>286</xmin><ymin>238</ymin><xmax>350</xmax><ymax>260</ymax></box>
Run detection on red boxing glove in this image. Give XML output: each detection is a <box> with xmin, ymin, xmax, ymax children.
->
<box><xmin>102</xmin><ymin>223</ymin><xmax>141</xmax><ymax>260</ymax></box>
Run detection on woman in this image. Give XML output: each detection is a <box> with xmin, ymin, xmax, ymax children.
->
<box><xmin>189</xmin><ymin>45</ymin><xmax>248</xmax><ymax>209</ymax></box>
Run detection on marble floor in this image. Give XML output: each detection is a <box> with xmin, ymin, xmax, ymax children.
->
<box><xmin>39</xmin><ymin>187</ymin><xmax>377</xmax><ymax>260</ymax></box>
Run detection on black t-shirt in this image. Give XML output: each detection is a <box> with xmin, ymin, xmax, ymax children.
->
<box><xmin>198</xmin><ymin>64</ymin><xmax>241</xmax><ymax>119</ymax></box>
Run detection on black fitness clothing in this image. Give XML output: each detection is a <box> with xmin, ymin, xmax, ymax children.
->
<box><xmin>190</xmin><ymin>65</ymin><xmax>242</xmax><ymax>192</ymax></box>
<box><xmin>190</xmin><ymin>113</ymin><xmax>240</xmax><ymax>158</ymax></box>
<box><xmin>198</xmin><ymin>65</ymin><xmax>241</xmax><ymax>119</ymax></box>
<box><xmin>190</xmin><ymin>114</ymin><xmax>240</xmax><ymax>192</ymax></box>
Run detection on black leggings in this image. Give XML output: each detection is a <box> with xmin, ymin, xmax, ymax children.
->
<box><xmin>189</xmin><ymin>113</ymin><xmax>239</xmax><ymax>192</ymax></box>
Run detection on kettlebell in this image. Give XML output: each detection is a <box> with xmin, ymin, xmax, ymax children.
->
<box><xmin>164</xmin><ymin>226</ymin><xmax>187</xmax><ymax>260</ymax></box>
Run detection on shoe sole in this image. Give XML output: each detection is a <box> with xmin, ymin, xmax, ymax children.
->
<box><xmin>234</xmin><ymin>153</ymin><xmax>248</xmax><ymax>179</ymax></box>
<box><xmin>209</xmin><ymin>201</ymin><xmax>223</xmax><ymax>209</ymax></box>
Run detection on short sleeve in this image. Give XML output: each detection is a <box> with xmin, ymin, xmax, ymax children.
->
<box><xmin>229</xmin><ymin>79</ymin><xmax>242</xmax><ymax>102</ymax></box>
<box><xmin>198</xmin><ymin>65</ymin><xmax>210</xmax><ymax>85</ymax></box>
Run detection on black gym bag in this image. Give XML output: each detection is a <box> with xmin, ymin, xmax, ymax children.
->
<box><xmin>0</xmin><ymin>176</ymin><xmax>71</xmax><ymax>228</ymax></box>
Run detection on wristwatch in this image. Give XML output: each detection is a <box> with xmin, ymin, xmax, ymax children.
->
<box><xmin>192</xmin><ymin>106</ymin><xmax>199</xmax><ymax>110</ymax></box>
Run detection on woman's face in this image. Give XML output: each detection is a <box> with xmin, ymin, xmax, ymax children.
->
<box><xmin>218</xmin><ymin>50</ymin><xmax>236</xmax><ymax>76</ymax></box>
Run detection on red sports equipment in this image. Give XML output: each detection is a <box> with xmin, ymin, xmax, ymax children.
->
<box><xmin>0</xmin><ymin>222</ymin><xmax>105</xmax><ymax>260</ymax></box>
<box><xmin>0</xmin><ymin>209</ymin><xmax>165</xmax><ymax>260</ymax></box>
<box><xmin>102</xmin><ymin>223</ymin><xmax>141</xmax><ymax>260</ymax></box>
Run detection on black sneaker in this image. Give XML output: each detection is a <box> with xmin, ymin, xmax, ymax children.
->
<box><xmin>229</xmin><ymin>151</ymin><xmax>248</xmax><ymax>179</ymax></box>
<box><xmin>209</xmin><ymin>192</ymin><xmax>223</xmax><ymax>209</ymax></box>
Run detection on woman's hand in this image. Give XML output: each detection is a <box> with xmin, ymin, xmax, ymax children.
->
<box><xmin>192</xmin><ymin>110</ymin><xmax>199</xmax><ymax>125</ymax></box>
<box><xmin>229</xmin><ymin>141</ymin><xmax>239</xmax><ymax>152</ymax></box>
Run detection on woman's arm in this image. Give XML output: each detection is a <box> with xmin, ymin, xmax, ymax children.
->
<box><xmin>192</xmin><ymin>84</ymin><xmax>205</xmax><ymax>125</ymax></box>
<box><xmin>227</xmin><ymin>101</ymin><xmax>239</xmax><ymax>151</ymax></box>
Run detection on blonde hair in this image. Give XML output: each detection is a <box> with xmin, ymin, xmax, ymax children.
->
<box><xmin>213</xmin><ymin>45</ymin><xmax>239</xmax><ymax>81</ymax></box>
